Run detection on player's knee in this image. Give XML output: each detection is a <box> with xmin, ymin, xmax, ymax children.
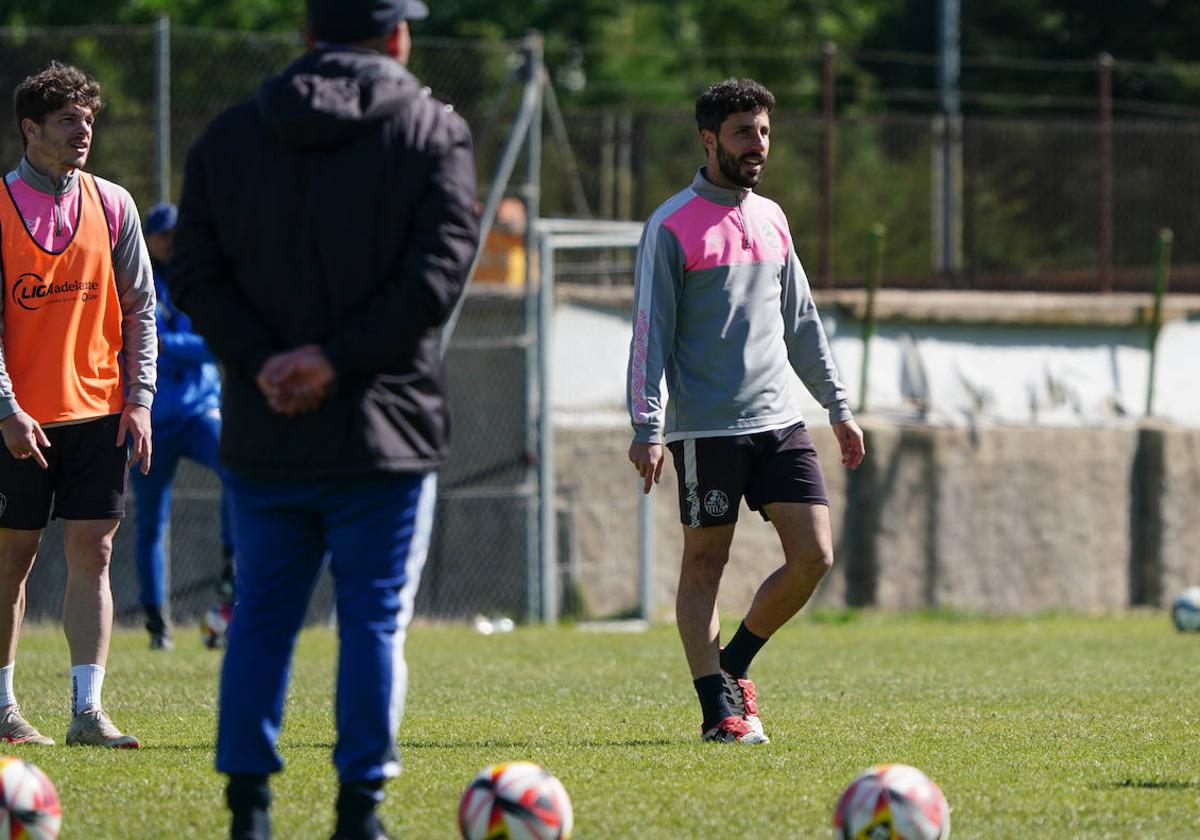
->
<box><xmin>67</xmin><ymin>536</ymin><xmax>115</xmax><ymax>576</ymax></box>
<box><xmin>0</xmin><ymin>536</ymin><xmax>39</xmax><ymax>582</ymax></box>
<box><xmin>0</xmin><ymin>548</ymin><xmax>36</xmax><ymax>585</ymax></box>
<box><xmin>681</xmin><ymin>547</ymin><xmax>729</xmax><ymax>584</ymax></box>
<box><xmin>789</xmin><ymin>545</ymin><xmax>834</xmax><ymax>578</ymax></box>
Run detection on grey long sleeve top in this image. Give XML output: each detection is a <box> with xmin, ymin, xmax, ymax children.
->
<box><xmin>627</xmin><ymin>168</ymin><xmax>851</xmax><ymax>444</ymax></box>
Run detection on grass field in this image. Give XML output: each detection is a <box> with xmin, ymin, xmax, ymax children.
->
<box><xmin>6</xmin><ymin>611</ymin><xmax>1198</xmax><ymax>838</ymax></box>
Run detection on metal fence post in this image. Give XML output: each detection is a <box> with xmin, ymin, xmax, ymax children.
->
<box><xmin>860</xmin><ymin>223</ymin><xmax>886</xmax><ymax>413</ymax></box>
<box><xmin>937</xmin><ymin>0</ymin><xmax>962</xmax><ymax>283</ymax></box>
<box><xmin>637</xmin><ymin>485</ymin><xmax>654</xmax><ymax>621</ymax></box>
<box><xmin>1098</xmin><ymin>53</ymin><xmax>1114</xmax><ymax>294</ymax></box>
<box><xmin>537</xmin><ymin>234</ymin><xmax>556</xmax><ymax>623</ymax></box>
<box><xmin>1145</xmin><ymin>228</ymin><xmax>1173</xmax><ymax>417</ymax></box>
<box><xmin>155</xmin><ymin>15</ymin><xmax>171</xmax><ymax>204</ymax></box>
<box><xmin>820</xmin><ymin>41</ymin><xmax>836</xmax><ymax>289</ymax></box>
<box><xmin>520</xmin><ymin>32</ymin><xmax>547</xmax><ymax>623</ymax></box>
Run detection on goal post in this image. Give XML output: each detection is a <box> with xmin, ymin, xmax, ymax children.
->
<box><xmin>534</xmin><ymin>219</ymin><xmax>654</xmax><ymax>624</ymax></box>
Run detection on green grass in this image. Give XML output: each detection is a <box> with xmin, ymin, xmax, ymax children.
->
<box><xmin>7</xmin><ymin>612</ymin><xmax>1199</xmax><ymax>838</ymax></box>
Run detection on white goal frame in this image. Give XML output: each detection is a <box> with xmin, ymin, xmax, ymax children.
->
<box><xmin>534</xmin><ymin>218</ymin><xmax>652</xmax><ymax>623</ymax></box>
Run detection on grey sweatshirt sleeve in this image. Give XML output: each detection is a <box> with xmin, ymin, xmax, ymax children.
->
<box><xmin>110</xmin><ymin>190</ymin><xmax>158</xmax><ymax>410</ymax></box>
<box><xmin>780</xmin><ymin>244</ymin><xmax>852</xmax><ymax>424</ymax></box>
<box><xmin>627</xmin><ymin>222</ymin><xmax>683</xmax><ymax>444</ymax></box>
<box><xmin>0</xmin><ymin>307</ymin><xmax>15</xmax><ymax>421</ymax></box>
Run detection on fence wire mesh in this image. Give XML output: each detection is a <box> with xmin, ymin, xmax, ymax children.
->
<box><xmin>544</xmin><ymin>107</ymin><xmax>1200</xmax><ymax>291</ymax></box>
<box><xmin>3</xmin><ymin>22</ymin><xmax>1200</xmax><ymax>628</ymax></box>
<box><xmin>1</xmin><ymin>24</ymin><xmax>538</xmax><ymax>627</ymax></box>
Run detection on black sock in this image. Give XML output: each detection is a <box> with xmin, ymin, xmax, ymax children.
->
<box><xmin>144</xmin><ymin>606</ymin><xmax>166</xmax><ymax>636</ymax></box>
<box><xmin>694</xmin><ymin>674</ymin><xmax>734</xmax><ymax>729</ymax></box>
<box><xmin>227</xmin><ymin>774</ymin><xmax>271</xmax><ymax>840</ymax></box>
<box><xmin>335</xmin><ymin>779</ymin><xmax>385</xmax><ymax>839</ymax></box>
<box><xmin>720</xmin><ymin>621</ymin><xmax>768</xmax><ymax>679</ymax></box>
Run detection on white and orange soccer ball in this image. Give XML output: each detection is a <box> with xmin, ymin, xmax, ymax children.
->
<box><xmin>458</xmin><ymin>761</ymin><xmax>573</xmax><ymax>840</ymax></box>
<box><xmin>833</xmin><ymin>763</ymin><xmax>950</xmax><ymax>840</ymax></box>
<box><xmin>202</xmin><ymin>601</ymin><xmax>234</xmax><ymax>649</ymax></box>
<box><xmin>0</xmin><ymin>756</ymin><xmax>61</xmax><ymax>840</ymax></box>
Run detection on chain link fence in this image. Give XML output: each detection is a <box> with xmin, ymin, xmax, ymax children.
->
<box><xmin>3</xmin><ymin>23</ymin><xmax>1200</xmax><ymax>627</ymax></box>
<box><xmin>1</xmin><ymin>24</ymin><xmax>537</xmax><ymax>627</ymax></box>
<box><xmin>548</xmin><ymin>107</ymin><xmax>1200</xmax><ymax>291</ymax></box>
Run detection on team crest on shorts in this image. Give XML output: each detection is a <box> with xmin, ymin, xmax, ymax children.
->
<box><xmin>0</xmin><ymin>494</ymin><xmax>6</xmax><ymax>519</ymax></box>
<box><xmin>703</xmin><ymin>489</ymin><xmax>730</xmax><ymax>517</ymax></box>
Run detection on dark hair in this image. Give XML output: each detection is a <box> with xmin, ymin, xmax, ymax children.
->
<box><xmin>695</xmin><ymin>78</ymin><xmax>775</xmax><ymax>135</ymax></box>
<box><xmin>13</xmin><ymin>61</ymin><xmax>103</xmax><ymax>147</ymax></box>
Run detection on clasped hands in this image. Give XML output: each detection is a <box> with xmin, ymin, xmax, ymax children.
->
<box><xmin>256</xmin><ymin>344</ymin><xmax>336</xmax><ymax>416</ymax></box>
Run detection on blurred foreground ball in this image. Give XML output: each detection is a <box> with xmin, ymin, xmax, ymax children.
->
<box><xmin>833</xmin><ymin>763</ymin><xmax>949</xmax><ymax>840</ymax></box>
<box><xmin>458</xmin><ymin>761</ymin><xmax>572</xmax><ymax>840</ymax></box>
<box><xmin>0</xmin><ymin>756</ymin><xmax>61</xmax><ymax>840</ymax></box>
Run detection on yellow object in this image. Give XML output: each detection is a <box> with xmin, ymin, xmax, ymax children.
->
<box><xmin>476</xmin><ymin>230</ymin><xmax>526</xmax><ymax>287</ymax></box>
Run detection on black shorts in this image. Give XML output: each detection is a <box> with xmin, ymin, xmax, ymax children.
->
<box><xmin>0</xmin><ymin>414</ymin><xmax>128</xmax><ymax>530</ymax></box>
<box><xmin>667</xmin><ymin>421</ymin><xmax>829</xmax><ymax>528</ymax></box>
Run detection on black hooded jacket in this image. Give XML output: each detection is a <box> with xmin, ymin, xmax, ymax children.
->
<box><xmin>170</xmin><ymin>49</ymin><xmax>478</xmax><ymax>478</ymax></box>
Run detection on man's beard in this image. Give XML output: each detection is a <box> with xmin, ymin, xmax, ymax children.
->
<box><xmin>716</xmin><ymin>141</ymin><xmax>764</xmax><ymax>189</ymax></box>
<box><xmin>51</xmin><ymin>140</ymin><xmax>88</xmax><ymax>170</ymax></box>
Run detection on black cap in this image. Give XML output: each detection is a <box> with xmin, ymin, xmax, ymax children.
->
<box><xmin>307</xmin><ymin>0</ymin><xmax>429</xmax><ymax>45</ymax></box>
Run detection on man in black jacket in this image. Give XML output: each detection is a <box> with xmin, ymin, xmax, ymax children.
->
<box><xmin>169</xmin><ymin>1</ymin><xmax>478</xmax><ymax>838</ymax></box>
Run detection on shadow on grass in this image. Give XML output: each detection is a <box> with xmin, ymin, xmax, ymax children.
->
<box><xmin>398</xmin><ymin>738</ymin><xmax>675</xmax><ymax>749</ymax></box>
<box><xmin>134</xmin><ymin>737</ymin><xmax>680</xmax><ymax>752</ymax></box>
<box><xmin>127</xmin><ymin>742</ymin><xmax>331</xmax><ymax>751</ymax></box>
<box><xmin>1096</xmin><ymin>778</ymin><xmax>1200</xmax><ymax>790</ymax></box>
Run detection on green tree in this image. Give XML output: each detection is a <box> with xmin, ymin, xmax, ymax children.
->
<box><xmin>1</xmin><ymin>0</ymin><xmax>303</xmax><ymax>30</ymax></box>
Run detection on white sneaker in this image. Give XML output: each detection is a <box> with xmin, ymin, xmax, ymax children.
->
<box><xmin>66</xmin><ymin>708</ymin><xmax>139</xmax><ymax>748</ymax></box>
<box><xmin>0</xmin><ymin>705</ymin><xmax>53</xmax><ymax>745</ymax></box>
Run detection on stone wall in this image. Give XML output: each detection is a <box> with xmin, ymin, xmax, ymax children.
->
<box><xmin>556</xmin><ymin>419</ymin><xmax>1199</xmax><ymax>619</ymax></box>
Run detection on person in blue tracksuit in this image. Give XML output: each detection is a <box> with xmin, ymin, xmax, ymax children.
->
<box><xmin>130</xmin><ymin>202</ymin><xmax>234</xmax><ymax>650</ymax></box>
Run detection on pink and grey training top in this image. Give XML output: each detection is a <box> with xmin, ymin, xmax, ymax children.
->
<box><xmin>627</xmin><ymin>168</ymin><xmax>851</xmax><ymax>444</ymax></box>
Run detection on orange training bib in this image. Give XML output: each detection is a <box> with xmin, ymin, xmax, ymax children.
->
<box><xmin>0</xmin><ymin>173</ymin><xmax>124</xmax><ymax>425</ymax></box>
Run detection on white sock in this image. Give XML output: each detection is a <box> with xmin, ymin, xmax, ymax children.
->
<box><xmin>0</xmin><ymin>664</ymin><xmax>14</xmax><ymax>708</ymax></box>
<box><xmin>71</xmin><ymin>664</ymin><xmax>105</xmax><ymax>715</ymax></box>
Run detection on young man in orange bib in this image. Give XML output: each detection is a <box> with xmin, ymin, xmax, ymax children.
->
<box><xmin>0</xmin><ymin>62</ymin><xmax>156</xmax><ymax>747</ymax></box>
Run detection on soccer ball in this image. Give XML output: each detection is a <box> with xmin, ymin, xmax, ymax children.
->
<box><xmin>458</xmin><ymin>761</ymin><xmax>573</xmax><ymax>840</ymax></box>
<box><xmin>833</xmin><ymin>763</ymin><xmax>950</xmax><ymax>840</ymax></box>
<box><xmin>1172</xmin><ymin>587</ymin><xmax>1200</xmax><ymax>632</ymax></box>
<box><xmin>0</xmin><ymin>756</ymin><xmax>61</xmax><ymax>839</ymax></box>
<box><xmin>201</xmin><ymin>601</ymin><xmax>234</xmax><ymax>649</ymax></box>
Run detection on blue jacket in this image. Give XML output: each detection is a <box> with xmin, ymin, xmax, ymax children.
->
<box><xmin>151</xmin><ymin>261</ymin><xmax>221</xmax><ymax>426</ymax></box>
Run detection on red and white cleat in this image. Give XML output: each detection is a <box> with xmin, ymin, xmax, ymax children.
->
<box><xmin>721</xmin><ymin>671</ymin><xmax>768</xmax><ymax>742</ymax></box>
<box><xmin>701</xmin><ymin>714</ymin><xmax>769</xmax><ymax>744</ymax></box>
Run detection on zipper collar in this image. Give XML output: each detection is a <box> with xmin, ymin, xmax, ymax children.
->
<box><xmin>16</xmin><ymin>156</ymin><xmax>78</xmax><ymax>199</ymax></box>
<box><xmin>689</xmin><ymin>166</ymin><xmax>752</xmax><ymax>207</ymax></box>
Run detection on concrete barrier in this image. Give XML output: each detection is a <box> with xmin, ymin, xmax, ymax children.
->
<box><xmin>556</xmin><ymin>419</ymin><xmax>1197</xmax><ymax>618</ymax></box>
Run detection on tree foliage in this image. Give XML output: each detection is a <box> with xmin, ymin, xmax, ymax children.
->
<box><xmin>1</xmin><ymin>0</ymin><xmax>303</xmax><ymax>30</ymax></box>
<box><xmin>6</xmin><ymin>0</ymin><xmax>1197</xmax><ymax>110</ymax></box>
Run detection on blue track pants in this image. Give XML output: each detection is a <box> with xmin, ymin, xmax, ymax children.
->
<box><xmin>215</xmin><ymin>471</ymin><xmax>435</xmax><ymax>783</ymax></box>
<box><xmin>129</xmin><ymin>410</ymin><xmax>233</xmax><ymax>609</ymax></box>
